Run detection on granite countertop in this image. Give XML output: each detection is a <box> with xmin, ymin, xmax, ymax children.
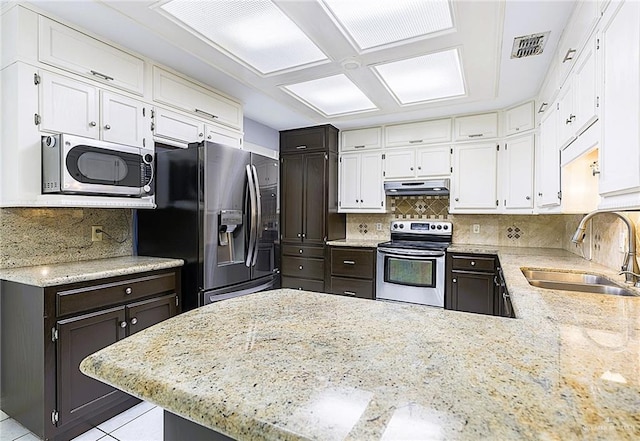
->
<box><xmin>81</xmin><ymin>247</ymin><xmax>640</xmax><ymax>440</ymax></box>
<box><xmin>326</xmin><ymin>238</ymin><xmax>387</xmax><ymax>247</ymax></box>
<box><xmin>0</xmin><ymin>256</ymin><xmax>184</xmax><ymax>287</ymax></box>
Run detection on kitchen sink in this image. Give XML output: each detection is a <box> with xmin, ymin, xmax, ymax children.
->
<box><xmin>521</xmin><ymin>269</ymin><xmax>637</xmax><ymax>297</ymax></box>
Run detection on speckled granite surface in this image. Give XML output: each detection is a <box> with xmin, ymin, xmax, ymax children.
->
<box><xmin>81</xmin><ymin>247</ymin><xmax>640</xmax><ymax>440</ymax></box>
<box><xmin>0</xmin><ymin>256</ymin><xmax>183</xmax><ymax>287</ymax></box>
<box><xmin>326</xmin><ymin>239</ymin><xmax>385</xmax><ymax>247</ymax></box>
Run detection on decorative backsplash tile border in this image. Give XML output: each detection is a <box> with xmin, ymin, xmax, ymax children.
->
<box><xmin>390</xmin><ymin>196</ymin><xmax>450</xmax><ymax>219</ymax></box>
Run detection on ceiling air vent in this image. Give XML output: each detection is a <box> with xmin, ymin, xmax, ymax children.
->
<box><xmin>510</xmin><ymin>32</ymin><xmax>550</xmax><ymax>59</ymax></box>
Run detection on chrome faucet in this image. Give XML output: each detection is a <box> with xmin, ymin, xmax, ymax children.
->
<box><xmin>571</xmin><ymin>210</ymin><xmax>640</xmax><ymax>286</ymax></box>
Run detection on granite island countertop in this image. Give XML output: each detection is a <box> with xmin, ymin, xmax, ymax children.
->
<box><xmin>81</xmin><ymin>247</ymin><xmax>640</xmax><ymax>440</ymax></box>
<box><xmin>0</xmin><ymin>256</ymin><xmax>184</xmax><ymax>287</ymax></box>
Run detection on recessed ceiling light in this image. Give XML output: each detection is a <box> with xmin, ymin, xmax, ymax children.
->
<box><xmin>283</xmin><ymin>75</ymin><xmax>377</xmax><ymax>116</ymax></box>
<box><xmin>159</xmin><ymin>0</ymin><xmax>328</xmax><ymax>75</ymax></box>
<box><xmin>373</xmin><ymin>49</ymin><xmax>465</xmax><ymax>104</ymax></box>
<box><xmin>321</xmin><ymin>0</ymin><xmax>453</xmax><ymax>51</ymax></box>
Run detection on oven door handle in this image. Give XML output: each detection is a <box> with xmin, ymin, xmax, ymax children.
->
<box><xmin>377</xmin><ymin>249</ymin><xmax>445</xmax><ymax>258</ymax></box>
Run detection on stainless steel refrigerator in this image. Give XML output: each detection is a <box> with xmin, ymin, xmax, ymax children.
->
<box><xmin>137</xmin><ymin>141</ymin><xmax>280</xmax><ymax>311</ymax></box>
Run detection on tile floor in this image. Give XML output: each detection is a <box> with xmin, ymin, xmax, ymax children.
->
<box><xmin>0</xmin><ymin>401</ymin><xmax>162</xmax><ymax>441</ymax></box>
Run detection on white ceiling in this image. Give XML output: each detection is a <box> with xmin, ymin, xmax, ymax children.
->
<box><xmin>26</xmin><ymin>0</ymin><xmax>575</xmax><ymax>131</ymax></box>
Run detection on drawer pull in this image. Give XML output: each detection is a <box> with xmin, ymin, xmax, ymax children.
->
<box><xmin>90</xmin><ymin>70</ymin><xmax>114</xmax><ymax>81</ymax></box>
<box><xmin>452</xmin><ymin>278</ymin><xmax>457</xmax><ymax>283</ymax></box>
<box><xmin>131</xmin><ymin>317</ymin><xmax>138</xmax><ymax>325</ymax></box>
<box><xmin>343</xmin><ymin>260</ymin><xmax>356</xmax><ymax>265</ymax></box>
<box><xmin>299</xmin><ymin>265</ymin><xmax>304</xmax><ymax>270</ymax></box>
<box><xmin>299</xmin><ymin>249</ymin><xmax>303</xmax><ymax>254</ymax></box>
<box><xmin>125</xmin><ymin>287</ymin><xmax>132</xmax><ymax>295</ymax></box>
<box><xmin>344</xmin><ymin>291</ymin><xmax>356</xmax><ymax>296</ymax></box>
<box><xmin>296</xmin><ymin>145</ymin><xmax>307</xmax><ymax>150</ymax></box>
<box><xmin>120</xmin><ymin>321</ymin><xmax>127</xmax><ymax>328</ymax></box>
<box><xmin>409</xmin><ymin>139</ymin><xmax>423</xmax><ymax>144</ymax></box>
<box><xmin>195</xmin><ymin>108</ymin><xmax>218</xmax><ymax>119</ymax></box>
<box><xmin>354</xmin><ymin>145</ymin><xmax>365</xmax><ymax>149</ymax></box>
<box><xmin>470</xmin><ymin>261</ymin><xmax>476</xmax><ymax>266</ymax></box>
<box><xmin>468</xmin><ymin>134</ymin><xmax>484</xmax><ymax>138</ymax></box>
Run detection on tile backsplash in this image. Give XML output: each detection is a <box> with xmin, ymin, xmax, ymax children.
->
<box><xmin>0</xmin><ymin>208</ymin><xmax>132</xmax><ymax>269</ymax></box>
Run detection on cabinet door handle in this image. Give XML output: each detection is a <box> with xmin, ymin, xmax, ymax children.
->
<box><xmin>207</xmin><ymin>135</ymin><xmax>212</xmax><ymax>139</ymax></box>
<box><xmin>418</xmin><ymin>166</ymin><xmax>422</xmax><ymax>170</ymax></box>
<box><xmin>468</xmin><ymin>134</ymin><xmax>484</xmax><ymax>138</ymax></box>
<box><xmin>409</xmin><ymin>140</ymin><xmax>423</xmax><ymax>144</ymax></box>
<box><xmin>299</xmin><ymin>249</ymin><xmax>303</xmax><ymax>254</ymax></box>
<box><xmin>195</xmin><ymin>108</ymin><xmax>218</xmax><ymax>119</ymax></box>
<box><xmin>299</xmin><ymin>265</ymin><xmax>304</xmax><ymax>270</ymax></box>
<box><xmin>104</xmin><ymin>124</ymin><xmax>111</xmax><ymax>130</ymax></box>
<box><xmin>125</xmin><ymin>287</ymin><xmax>132</xmax><ymax>295</ymax></box>
<box><xmin>454</xmin><ymin>198</ymin><xmax>459</xmax><ymax>202</ymax></box>
<box><xmin>198</xmin><ymin>132</ymin><xmax>204</xmax><ymax>138</ymax></box>
<box><xmin>130</xmin><ymin>317</ymin><xmax>138</xmax><ymax>325</ymax></box>
<box><xmin>120</xmin><ymin>321</ymin><xmax>127</xmax><ymax>328</ymax></box>
<box><xmin>297</xmin><ymin>233</ymin><xmax>302</xmax><ymax>238</ymax></box>
<box><xmin>565</xmin><ymin>114</ymin><xmax>576</xmax><ymax>125</ymax></box>
<box><xmin>562</xmin><ymin>48</ymin><xmax>576</xmax><ymax>63</ymax></box>
<box><xmin>344</xmin><ymin>291</ymin><xmax>356</xmax><ymax>296</ymax></box>
<box><xmin>302</xmin><ymin>233</ymin><xmax>306</xmax><ymax>238</ymax></box>
<box><xmin>470</xmin><ymin>261</ymin><xmax>476</xmax><ymax>266</ymax></box>
<box><xmin>538</xmin><ymin>102</ymin><xmax>548</xmax><ymax>113</ymax></box>
<box><xmin>452</xmin><ymin>278</ymin><xmax>457</xmax><ymax>283</ymax></box>
<box><xmin>343</xmin><ymin>260</ymin><xmax>356</xmax><ymax>265</ymax></box>
<box><xmin>354</xmin><ymin>145</ymin><xmax>365</xmax><ymax>149</ymax></box>
<box><xmin>296</xmin><ymin>145</ymin><xmax>307</xmax><ymax>150</ymax></box>
<box><xmin>89</xmin><ymin>121</ymin><xmax>97</xmax><ymax>127</ymax></box>
<box><xmin>525</xmin><ymin>196</ymin><xmax>531</xmax><ymax>200</ymax></box>
<box><xmin>90</xmin><ymin>70</ymin><xmax>114</xmax><ymax>81</ymax></box>
<box><xmin>538</xmin><ymin>192</ymin><xmax>543</xmax><ymax>197</ymax></box>
<box><xmin>410</xmin><ymin>167</ymin><xmax>414</xmax><ymax>171</ymax></box>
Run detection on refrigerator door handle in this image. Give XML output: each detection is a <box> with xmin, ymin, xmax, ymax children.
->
<box><xmin>245</xmin><ymin>164</ymin><xmax>257</xmax><ymax>267</ymax></box>
<box><xmin>251</xmin><ymin>164</ymin><xmax>262</xmax><ymax>266</ymax></box>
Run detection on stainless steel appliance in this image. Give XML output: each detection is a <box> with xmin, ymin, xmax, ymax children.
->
<box><xmin>137</xmin><ymin>141</ymin><xmax>279</xmax><ymax>311</ymax></box>
<box><xmin>376</xmin><ymin>220</ymin><xmax>452</xmax><ymax>307</ymax></box>
<box><xmin>41</xmin><ymin>133</ymin><xmax>154</xmax><ymax>197</ymax></box>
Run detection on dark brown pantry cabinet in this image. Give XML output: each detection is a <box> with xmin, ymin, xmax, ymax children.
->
<box><xmin>280</xmin><ymin>125</ymin><xmax>345</xmax><ymax>291</ymax></box>
<box><xmin>1</xmin><ymin>267</ymin><xmax>181</xmax><ymax>441</ymax></box>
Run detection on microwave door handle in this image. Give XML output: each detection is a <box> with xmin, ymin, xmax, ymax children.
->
<box><xmin>251</xmin><ymin>164</ymin><xmax>262</xmax><ymax>266</ymax></box>
<box><xmin>245</xmin><ymin>164</ymin><xmax>257</xmax><ymax>267</ymax></box>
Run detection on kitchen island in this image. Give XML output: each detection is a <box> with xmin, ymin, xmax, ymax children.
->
<box><xmin>80</xmin><ymin>247</ymin><xmax>640</xmax><ymax>440</ymax></box>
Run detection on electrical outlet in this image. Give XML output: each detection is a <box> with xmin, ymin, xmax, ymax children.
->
<box><xmin>376</xmin><ymin>223</ymin><xmax>382</xmax><ymax>231</ymax></box>
<box><xmin>472</xmin><ymin>224</ymin><xmax>480</xmax><ymax>234</ymax></box>
<box><xmin>92</xmin><ymin>226</ymin><xmax>103</xmax><ymax>242</ymax></box>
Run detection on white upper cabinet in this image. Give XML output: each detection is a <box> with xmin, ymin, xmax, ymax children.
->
<box><xmin>537</xmin><ymin>105</ymin><xmax>561</xmax><ymax>208</ymax></box>
<box><xmin>557</xmin><ymin>81</ymin><xmax>575</xmax><ymax>149</ymax></box>
<box><xmin>204</xmin><ymin>124</ymin><xmax>242</xmax><ymax>150</ymax></box>
<box><xmin>101</xmin><ymin>91</ymin><xmax>149</xmax><ymax>148</ymax></box>
<box><xmin>502</xmin><ymin>134</ymin><xmax>535</xmax><ymax>210</ymax></box>
<box><xmin>339</xmin><ymin>152</ymin><xmax>384</xmax><ymax>212</ymax></box>
<box><xmin>152</xmin><ymin>66</ymin><xmax>242</xmax><ymax>130</ymax></box>
<box><xmin>504</xmin><ymin>101</ymin><xmax>534</xmax><ymax>136</ymax></box>
<box><xmin>450</xmin><ymin>142</ymin><xmax>498</xmax><ymax>211</ymax></box>
<box><xmin>152</xmin><ymin>107</ymin><xmax>204</xmax><ymax>147</ymax></box>
<box><xmin>384</xmin><ymin>149</ymin><xmax>415</xmax><ymax>179</ymax></box>
<box><xmin>341</xmin><ymin>127</ymin><xmax>382</xmax><ymax>152</ymax></box>
<box><xmin>571</xmin><ymin>36</ymin><xmax>598</xmax><ymax>137</ymax></box>
<box><xmin>415</xmin><ymin>146</ymin><xmax>451</xmax><ymax>177</ymax></box>
<box><xmin>38</xmin><ymin>16</ymin><xmax>145</xmax><ymax>95</ymax></box>
<box><xmin>598</xmin><ymin>0</ymin><xmax>640</xmax><ymax>206</ymax></box>
<box><xmin>556</xmin><ymin>0</ymin><xmax>599</xmax><ymax>84</ymax></box>
<box><xmin>39</xmin><ymin>71</ymin><xmax>99</xmax><ymax>139</ymax></box>
<box><xmin>453</xmin><ymin>113</ymin><xmax>498</xmax><ymax>141</ymax></box>
<box><xmin>537</xmin><ymin>61</ymin><xmax>559</xmax><ymax>116</ymax></box>
<box><xmin>385</xmin><ymin>119</ymin><xmax>451</xmax><ymax>147</ymax></box>
<box><xmin>39</xmin><ymin>71</ymin><xmax>150</xmax><ymax>148</ymax></box>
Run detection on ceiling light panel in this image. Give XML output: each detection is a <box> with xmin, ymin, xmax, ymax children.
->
<box><xmin>160</xmin><ymin>0</ymin><xmax>328</xmax><ymax>74</ymax></box>
<box><xmin>322</xmin><ymin>0</ymin><xmax>453</xmax><ymax>51</ymax></box>
<box><xmin>374</xmin><ymin>49</ymin><xmax>465</xmax><ymax>104</ymax></box>
<box><xmin>284</xmin><ymin>75</ymin><xmax>377</xmax><ymax>116</ymax></box>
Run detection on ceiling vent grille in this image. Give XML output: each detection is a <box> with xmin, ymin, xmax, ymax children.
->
<box><xmin>511</xmin><ymin>32</ymin><xmax>550</xmax><ymax>59</ymax></box>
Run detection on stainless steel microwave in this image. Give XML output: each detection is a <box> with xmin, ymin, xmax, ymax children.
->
<box><xmin>41</xmin><ymin>134</ymin><xmax>154</xmax><ymax>197</ymax></box>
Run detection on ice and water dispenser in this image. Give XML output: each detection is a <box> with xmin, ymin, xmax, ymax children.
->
<box><xmin>217</xmin><ymin>210</ymin><xmax>244</xmax><ymax>264</ymax></box>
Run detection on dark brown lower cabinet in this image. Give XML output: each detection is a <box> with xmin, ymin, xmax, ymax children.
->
<box><xmin>1</xmin><ymin>267</ymin><xmax>181</xmax><ymax>441</ymax></box>
<box><xmin>446</xmin><ymin>253</ymin><xmax>500</xmax><ymax>316</ymax></box>
<box><xmin>327</xmin><ymin>246</ymin><xmax>376</xmax><ymax>299</ymax></box>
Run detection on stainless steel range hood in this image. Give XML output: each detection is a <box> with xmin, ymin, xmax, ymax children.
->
<box><xmin>384</xmin><ymin>179</ymin><xmax>450</xmax><ymax>196</ymax></box>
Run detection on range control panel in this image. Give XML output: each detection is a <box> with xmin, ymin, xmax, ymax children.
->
<box><xmin>390</xmin><ymin>221</ymin><xmax>453</xmax><ymax>236</ymax></box>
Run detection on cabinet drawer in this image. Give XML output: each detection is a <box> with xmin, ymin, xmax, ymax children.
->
<box><xmin>280</xmin><ymin>125</ymin><xmax>337</xmax><ymax>153</ymax></box>
<box><xmin>153</xmin><ymin>66</ymin><xmax>242</xmax><ymax>130</ymax></box>
<box><xmin>330</xmin><ymin>248</ymin><xmax>374</xmax><ymax>279</ymax></box>
<box><xmin>282</xmin><ymin>256</ymin><xmax>324</xmax><ymax>280</ymax></box>
<box><xmin>330</xmin><ymin>277</ymin><xmax>374</xmax><ymax>299</ymax></box>
<box><xmin>282</xmin><ymin>277</ymin><xmax>324</xmax><ymax>292</ymax></box>
<box><xmin>39</xmin><ymin>17</ymin><xmax>145</xmax><ymax>95</ymax></box>
<box><xmin>385</xmin><ymin>119</ymin><xmax>452</xmax><ymax>147</ymax></box>
<box><xmin>56</xmin><ymin>271</ymin><xmax>177</xmax><ymax>317</ymax></box>
<box><xmin>450</xmin><ymin>254</ymin><xmax>496</xmax><ymax>272</ymax></box>
<box><xmin>282</xmin><ymin>244</ymin><xmax>324</xmax><ymax>258</ymax></box>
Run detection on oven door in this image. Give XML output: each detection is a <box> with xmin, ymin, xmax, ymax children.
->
<box><xmin>376</xmin><ymin>247</ymin><xmax>445</xmax><ymax>307</ymax></box>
